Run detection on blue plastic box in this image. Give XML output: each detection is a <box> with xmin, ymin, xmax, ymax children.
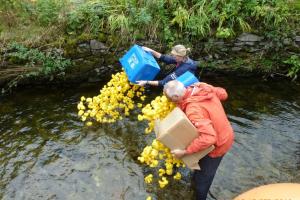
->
<box><xmin>119</xmin><ymin>45</ymin><xmax>160</xmax><ymax>83</ymax></box>
<box><xmin>176</xmin><ymin>71</ymin><xmax>200</xmax><ymax>87</ymax></box>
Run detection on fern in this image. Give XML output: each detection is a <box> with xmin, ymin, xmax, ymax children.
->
<box><xmin>284</xmin><ymin>55</ymin><xmax>300</xmax><ymax>80</ymax></box>
<box><xmin>171</xmin><ymin>6</ymin><xmax>189</xmax><ymax>30</ymax></box>
<box><xmin>237</xmin><ymin>17</ymin><xmax>251</xmax><ymax>32</ymax></box>
<box><xmin>108</xmin><ymin>13</ymin><xmax>129</xmax><ymax>34</ymax></box>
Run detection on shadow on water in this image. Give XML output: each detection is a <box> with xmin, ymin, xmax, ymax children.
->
<box><xmin>0</xmin><ymin>76</ymin><xmax>299</xmax><ymax>200</ymax></box>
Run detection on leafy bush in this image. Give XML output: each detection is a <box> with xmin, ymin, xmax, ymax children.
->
<box><xmin>63</xmin><ymin>0</ymin><xmax>293</xmax><ymax>42</ymax></box>
<box><xmin>66</xmin><ymin>1</ymin><xmax>109</xmax><ymax>35</ymax></box>
<box><xmin>284</xmin><ymin>55</ymin><xmax>300</xmax><ymax>80</ymax></box>
<box><xmin>1</xmin><ymin>0</ymin><xmax>296</xmax><ymax>42</ymax></box>
<box><xmin>8</xmin><ymin>42</ymin><xmax>72</xmax><ymax>75</ymax></box>
<box><xmin>35</xmin><ymin>0</ymin><xmax>65</xmax><ymax>26</ymax></box>
<box><xmin>0</xmin><ymin>0</ymin><xmax>26</xmax><ymax>27</ymax></box>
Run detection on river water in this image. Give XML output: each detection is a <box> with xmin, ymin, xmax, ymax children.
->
<box><xmin>0</xmin><ymin>75</ymin><xmax>299</xmax><ymax>200</ymax></box>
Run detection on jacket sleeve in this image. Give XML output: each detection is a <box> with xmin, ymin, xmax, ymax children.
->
<box><xmin>213</xmin><ymin>87</ymin><xmax>228</xmax><ymax>101</ymax></box>
<box><xmin>159</xmin><ymin>55</ymin><xmax>177</xmax><ymax>64</ymax></box>
<box><xmin>194</xmin><ymin>82</ymin><xmax>228</xmax><ymax>101</ymax></box>
<box><xmin>184</xmin><ymin>103</ymin><xmax>217</xmax><ymax>154</ymax></box>
<box><xmin>158</xmin><ymin>72</ymin><xmax>177</xmax><ymax>86</ymax></box>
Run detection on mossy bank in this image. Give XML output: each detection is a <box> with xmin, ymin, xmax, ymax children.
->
<box><xmin>0</xmin><ymin>0</ymin><xmax>299</xmax><ymax>94</ymax></box>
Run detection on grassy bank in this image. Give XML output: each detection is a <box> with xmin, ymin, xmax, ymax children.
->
<box><xmin>0</xmin><ymin>0</ymin><xmax>299</xmax><ymax>86</ymax></box>
<box><xmin>1</xmin><ymin>0</ymin><xmax>299</xmax><ymax>45</ymax></box>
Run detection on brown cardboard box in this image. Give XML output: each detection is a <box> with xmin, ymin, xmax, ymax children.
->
<box><xmin>155</xmin><ymin>107</ymin><xmax>214</xmax><ymax>170</ymax></box>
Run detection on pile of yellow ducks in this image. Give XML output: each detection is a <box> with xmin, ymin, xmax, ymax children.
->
<box><xmin>77</xmin><ymin>71</ymin><xmax>145</xmax><ymax>125</ymax></box>
<box><xmin>77</xmin><ymin>72</ymin><xmax>187</xmax><ymax>200</ymax></box>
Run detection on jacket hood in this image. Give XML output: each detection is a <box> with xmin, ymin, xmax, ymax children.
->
<box><xmin>178</xmin><ymin>82</ymin><xmax>228</xmax><ymax>110</ymax></box>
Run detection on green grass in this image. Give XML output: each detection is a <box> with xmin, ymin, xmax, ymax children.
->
<box><xmin>0</xmin><ymin>0</ymin><xmax>299</xmax><ymax>80</ymax></box>
<box><xmin>289</xmin><ymin>0</ymin><xmax>300</xmax><ymax>10</ymax></box>
<box><xmin>1</xmin><ymin>0</ymin><xmax>298</xmax><ymax>45</ymax></box>
<box><xmin>0</xmin><ymin>24</ymin><xmax>64</xmax><ymax>46</ymax></box>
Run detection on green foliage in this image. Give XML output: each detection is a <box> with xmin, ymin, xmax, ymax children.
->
<box><xmin>259</xmin><ymin>58</ymin><xmax>275</xmax><ymax>73</ymax></box>
<box><xmin>108</xmin><ymin>13</ymin><xmax>129</xmax><ymax>34</ymax></box>
<box><xmin>66</xmin><ymin>1</ymin><xmax>109</xmax><ymax>35</ymax></box>
<box><xmin>216</xmin><ymin>28</ymin><xmax>233</xmax><ymax>39</ymax></box>
<box><xmin>66</xmin><ymin>10</ymin><xmax>86</xmax><ymax>34</ymax></box>
<box><xmin>171</xmin><ymin>6</ymin><xmax>189</xmax><ymax>30</ymax></box>
<box><xmin>185</xmin><ymin>1</ymin><xmax>212</xmax><ymax>37</ymax></box>
<box><xmin>290</xmin><ymin>0</ymin><xmax>300</xmax><ymax>10</ymax></box>
<box><xmin>8</xmin><ymin>42</ymin><xmax>72</xmax><ymax>75</ymax></box>
<box><xmin>35</xmin><ymin>0</ymin><xmax>65</xmax><ymax>26</ymax></box>
<box><xmin>0</xmin><ymin>0</ymin><xmax>297</xmax><ymax>44</ymax></box>
<box><xmin>229</xmin><ymin>56</ymin><xmax>279</xmax><ymax>73</ymax></box>
<box><xmin>131</xmin><ymin>7</ymin><xmax>152</xmax><ymax>26</ymax></box>
<box><xmin>284</xmin><ymin>55</ymin><xmax>300</xmax><ymax>80</ymax></box>
<box><xmin>251</xmin><ymin>0</ymin><xmax>289</xmax><ymax>28</ymax></box>
<box><xmin>0</xmin><ymin>0</ymin><xmax>27</xmax><ymax>27</ymax></box>
<box><xmin>144</xmin><ymin>0</ymin><xmax>174</xmax><ymax>42</ymax></box>
<box><xmin>0</xmin><ymin>0</ymin><xmax>66</xmax><ymax>27</ymax></box>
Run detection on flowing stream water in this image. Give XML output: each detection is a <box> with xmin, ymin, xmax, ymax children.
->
<box><xmin>0</xmin><ymin>75</ymin><xmax>299</xmax><ymax>200</ymax></box>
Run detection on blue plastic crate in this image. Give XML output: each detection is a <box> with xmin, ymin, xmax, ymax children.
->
<box><xmin>176</xmin><ymin>71</ymin><xmax>200</xmax><ymax>87</ymax></box>
<box><xmin>119</xmin><ymin>45</ymin><xmax>160</xmax><ymax>83</ymax></box>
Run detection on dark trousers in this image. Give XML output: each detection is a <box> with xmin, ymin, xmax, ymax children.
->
<box><xmin>192</xmin><ymin>155</ymin><xmax>223</xmax><ymax>200</ymax></box>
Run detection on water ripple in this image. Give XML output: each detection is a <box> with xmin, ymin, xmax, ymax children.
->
<box><xmin>0</xmin><ymin>79</ymin><xmax>299</xmax><ymax>200</ymax></box>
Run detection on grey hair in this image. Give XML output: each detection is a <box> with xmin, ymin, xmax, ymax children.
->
<box><xmin>163</xmin><ymin>80</ymin><xmax>186</xmax><ymax>98</ymax></box>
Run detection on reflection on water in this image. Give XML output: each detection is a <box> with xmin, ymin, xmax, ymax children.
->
<box><xmin>0</xmin><ymin>76</ymin><xmax>300</xmax><ymax>200</ymax></box>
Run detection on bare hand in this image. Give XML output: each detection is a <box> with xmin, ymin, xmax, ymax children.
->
<box><xmin>142</xmin><ymin>46</ymin><xmax>153</xmax><ymax>53</ymax></box>
<box><xmin>136</xmin><ymin>80</ymin><xmax>147</xmax><ymax>86</ymax></box>
<box><xmin>171</xmin><ymin>149</ymin><xmax>186</xmax><ymax>158</ymax></box>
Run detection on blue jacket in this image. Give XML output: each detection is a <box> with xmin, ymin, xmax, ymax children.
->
<box><xmin>158</xmin><ymin>55</ymin><xmax>198</xmax><ymax>86</ymax></box>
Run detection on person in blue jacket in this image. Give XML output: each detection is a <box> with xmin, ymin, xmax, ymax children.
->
<box><xmin>136</xmin><ymin>45</ymin><xmax>198</xmax><ymax>87</ymax></box>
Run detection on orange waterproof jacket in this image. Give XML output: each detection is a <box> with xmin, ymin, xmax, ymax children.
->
<box><xmin>177</xmin><ymin>82</ymin><xmax>234</xmax><ymax>158</ymax></box>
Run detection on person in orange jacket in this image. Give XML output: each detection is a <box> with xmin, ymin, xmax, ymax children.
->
<box><xmin>163</xmin><ymin>80</ymin><xmax>234</xmax><ymax>200</ymax></box>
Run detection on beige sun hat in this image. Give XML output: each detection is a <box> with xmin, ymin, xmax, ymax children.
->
<box><xmin>171</xmin><ymin>45</ymin><xmax>191</xmax><ymax>57</ymax></box>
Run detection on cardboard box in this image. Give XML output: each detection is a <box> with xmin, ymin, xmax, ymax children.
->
<box><xmin>155</xmin><ymin>107</ymin><xmax>214</xmax><ymax>170</ymax></box>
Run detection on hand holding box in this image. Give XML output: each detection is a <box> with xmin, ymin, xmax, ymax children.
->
<box><xmin>155</xmin><ymin>107</ymin><xmax>214</xmax><ymax>170</ymax></box>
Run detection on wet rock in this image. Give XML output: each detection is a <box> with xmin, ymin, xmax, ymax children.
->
<box><xmin>90</xmin><ymin>40</ymin><xmax>108</xmax><ymax>51</ymax></box>
<box><xmin>214</xmin><ymin>41</ymin><xmax>225</xmax><ymax>46</ymax></box>
<box><xmin>295</xmin><ymin>36</ymin><xmax>300</xmax><ymax>46</ymax></box>
<box><xmin>248</xmin><ymin>47</ymin><xmax>260</xmax><ymax>53</ymax></box>
<box><xmin>0</xmin><ymin>61</ymin><xmax>9</xmax><ymax>67</ymax></box>
<box><xmin>77</xmin><ymin>43</ymin><xmax>91</xmax><ymax>57</ymax></box>
<box><xmin>234</xmin><ymin>42</ymin><xmax>244</xmax><ymax>46</ymax></box>
<box><xmin>88</xmin><ymin>76</ymin><xmax>102</xmax><ymax>82</ymax></box>
<box><xmin>261</xmin><ymin>42</ymin><xmax>274</xmax><ymax>50</ymax></box>
<box><xmin>214</xmin><ymin>53</ymin><xmax>220</xmax><ymax>59</ymax></box>
<box><xmin>259</xmin><ymin>42</ymin><xmax>268</xmax><ymax>46</ymax></box>
<box><xmin>90</xmin><ymin>40</ymin><xmax>109</xmax><ymax>55</ymax></box>
<box><xmin>204</xmin><ymin>55</ymin><xmax>213</xmax><ymax>61</ymax></box>
<box><xmin>78</xmin><ymin>43</ymin><xmax>90</xmax><ymax>49</ymax></box>
<box><xmin>232</xmin><ymin>47</ymin><xmax>242</xmax><ymax>52</ymax></box>
<box><xmin>220</xmin><ymin>48</ymin><xmax>228</xmax><ymax>52</ymax></box>
<box><xmin>245</xmin><ymin>41</ymin><xmax>255</xmax><ymax>46</ymax></box>
<box><xmin>215</xmin><ymin>59</ymin><xmax>225</xmax><ymax>64</ymax></box>
<box><xmin>237</xmin><ymin>33</ymin><xmax>263</xmax><ymax>42</ymax></box>
<box><xmin>283</xmin><ymin>38</ymin><xmax>292</xmax><ymax>46</ymax></box>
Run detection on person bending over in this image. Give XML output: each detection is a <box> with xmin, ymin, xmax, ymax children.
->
<box><xmin>163</xmin><ymin>80</ymin><xmax>234</xmax><ymax>200</ymax></box>
<box><xmin>137</xmin><ymin>45</ymin><xmax>198</xmax><ymax>87</ymax></box>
